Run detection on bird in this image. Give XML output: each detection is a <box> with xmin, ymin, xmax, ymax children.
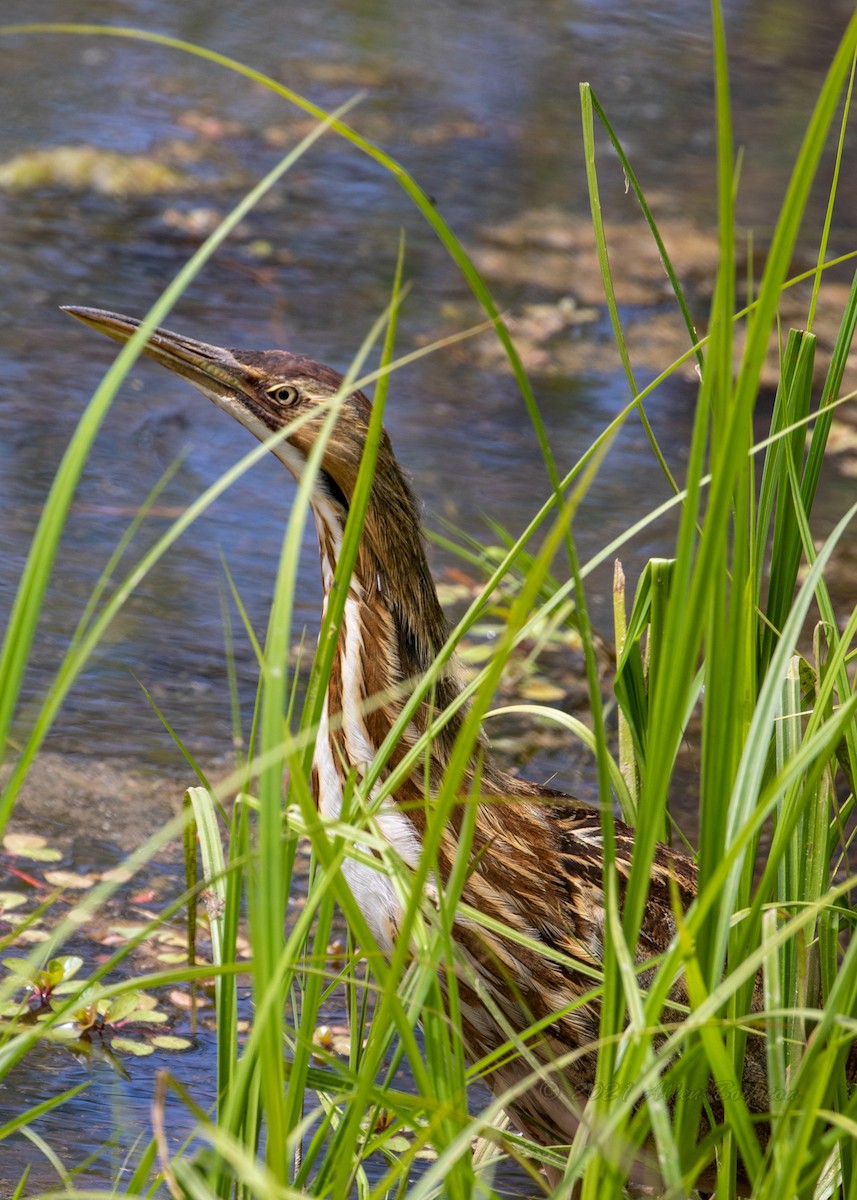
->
<box><xmin>60</xmin><ymin>306</ymin><xmax>813</xmax><ymax>1194</ymax></box>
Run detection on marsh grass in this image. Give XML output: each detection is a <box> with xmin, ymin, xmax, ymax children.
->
<box><xmin>3</xmin><ymin>5</ymin><xmax>857</xmax><ymax>1198</ymax></box>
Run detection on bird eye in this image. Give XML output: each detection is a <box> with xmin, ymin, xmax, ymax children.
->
<box><xmin>267</xmin><ymin>384</ymin><xmax>300</xmax><ymax>406</ymax></box>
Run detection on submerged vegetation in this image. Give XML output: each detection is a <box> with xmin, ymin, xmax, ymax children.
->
<box><xmin>2</xmin><ymin>7</ymin><xmax>857</xmax><ymax>1198</ymax></box>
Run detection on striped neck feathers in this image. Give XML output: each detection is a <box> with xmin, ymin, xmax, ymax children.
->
<box><xmin>309</xmin><ymin>447</ymin><xmax>465</xmax><ymax>788</ymax></box>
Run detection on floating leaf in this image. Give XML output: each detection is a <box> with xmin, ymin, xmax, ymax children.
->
<box><xmin>70</xmin><ymin>985</ymin><xmax>99</xmax><ymax>1007</ymax></box>
<box><xmin>43</xmin><ymin>870</ymin><xmax>97</xmax><ymax>890</ymax></box>
<box><xmin>169</xmin><ymin>988</ymin><xmax>209</xmax><ymax>1010</ymax></box>
<box><xmin>151</xmin><ymin>1035</ymin><xmax>193</xmax><ymax>1051</ymax></box>
<box><xmin>101</xmin><ymin>867</ymin><xmax>133</xmax><ymax>883</ymax></box>
<box><xmin>4</xmin><ymin>833</ymin><xmax>46</xmax><ymax>852</ymax></box>
<box><xmin>156</xmin><ymin>952</ymin><xmax>187</xmax><ymax>965</ymax></box>
<box><xmin>129</xmin><ymin>1011</ymin><xmax>169</xmax><ymax>1026</ymax></box>
<box><xmin>111</xmin><ymin>1037</ymin><xmax>154</xmax><ymax>1056</ymax></box>
<box><xmin>0</xmin><ymin>892</ymin><xmax>27</xmax><ymax>912</ymax></box>
<box><xmin>156</xmin><ymin>932</ymin><xmax>187</xmax><ymax>948</ymax></box>
<box><xmin>107</xmin><ymin>923</ymin><xmax>153</xmax><ymax>940</ymax></box>
<box><xmin>518</xmin><ymin>678</ymin><xmax>567</xmax><ymax>702</ymax></box>
<box><xmin>106</xmin><ymin>992</ymin><xmax>147</xmax><ymax>1024</ymax></box>
<box><xmin>3</xmin><ymin>833</ymin><xmax>61</xmax><ymax>862</ymax></box>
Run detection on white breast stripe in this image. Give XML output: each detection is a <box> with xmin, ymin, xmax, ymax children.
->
<box><xmin>341</xmin><ymin>596</ymin><xmax>375</xmax><ymax>771</ymax></box>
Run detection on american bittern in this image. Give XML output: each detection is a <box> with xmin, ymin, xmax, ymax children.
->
<box><xmin>63</xmin><ymin>307</ymin><xmax>849</xmax><ymax>1193</ymax></box>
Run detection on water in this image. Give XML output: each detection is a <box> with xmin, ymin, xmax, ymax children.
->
<box><xmin>1</xmin><ymin>0</ymin><xmax>856</xmax><ymax>1190</ymax></box>
<box><xmin>2</xmin><ymin>1</ymin><xmax>855</xmax><ymax>768</ymax></box>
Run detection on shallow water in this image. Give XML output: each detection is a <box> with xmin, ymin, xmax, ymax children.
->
<box><xmin>1</xmin><ymin>0</ymin><xmax>857</xmax><ymax>1190</ymax></box>
<box><xmin>2</xmin><ymin>0</ymin><xmax>855</xmax><ymax>774</ymax></box>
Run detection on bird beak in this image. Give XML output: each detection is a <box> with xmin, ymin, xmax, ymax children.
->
<box><xmin>61</xmin><ymin>306</ymin><xmax>266</xmax><ymax>400</ymax></box>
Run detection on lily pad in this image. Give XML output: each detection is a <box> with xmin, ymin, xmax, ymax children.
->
<box><xmin>105</xmin><ymin>992</ymin><xmax>150</xmax><ymax>1024</ymax></box>
<box><xmin>101</xmin><ymin>867</ymin><xmax>133</xmax><ymax>883</ymax></box>
<box><xmin>107</xmin><ymin>923</ymin><xmax>152</xmax><ymax>939</ymax></box>
<box><xmin>43</xmin><ymin>870</ymin><xmax>97</xmax><ymax>890</ymax></box>
<box><xmin>3</xmin><ymin>833</ymin><xmax>62</xmax><ymax>862</ymax></box>
<box><xmin>129</xmin><ymin>1011</ymin><xmax>169</xmax><ymax>1026</ymax></box>
<box><xmin>111</xmin><ymin>1037</ymin><xmax>154</xmax><ymax>1057</ymax></box>
<box><xmin>151</xmin><ymin>1035</ymin><xmax>193</xmax><ymax>1051</ymax></box>
<box><xmin>156</xmin><ymin>931</ymin><xmax>188</xmax><ymax>948</ymax></box>
<box><xmin>518</xmin><ymin>679</ymin><xmax>567</xmax><ymax>702</ymax></box>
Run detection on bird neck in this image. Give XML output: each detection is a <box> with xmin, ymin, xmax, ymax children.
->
<box><xmin>309</xmin><ymin>465</ymin><xmax>468</xmax><ymax>801</ymax></box>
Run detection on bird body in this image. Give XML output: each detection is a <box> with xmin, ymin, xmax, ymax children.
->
<box><xmin>62</xmin><ymin>307</ymin><xmax>826</xmax><ymax>1191</ymax></box>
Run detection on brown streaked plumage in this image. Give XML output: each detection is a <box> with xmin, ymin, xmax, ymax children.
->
<box><xmin>62</xmin><ymin>306</ymin><xmax>843</xmax><ymax>1193</ymax></box>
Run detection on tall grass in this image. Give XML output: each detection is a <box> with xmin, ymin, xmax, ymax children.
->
<box><xmin>2</xmin><ymin>6</ymin><xmax>857</xmax><ymax>1199</ymax></box>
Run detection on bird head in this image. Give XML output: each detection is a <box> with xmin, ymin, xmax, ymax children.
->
<box><xmin>61</xmin><ymin>306</ymin><xmax>390</xmax><ymax>515</ymax></box>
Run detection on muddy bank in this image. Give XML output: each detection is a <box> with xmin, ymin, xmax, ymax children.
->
<box><xmin>6</xmin><ymin>752</ymin><xmax>190</xmax><ymax>861</ymax></box>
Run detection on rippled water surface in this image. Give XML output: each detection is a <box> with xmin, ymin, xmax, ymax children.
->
<box><xmin>1</xmin><ymin>0</ymin><xmax>856</xmax><ymax>1189</ymax></box>
<box><xmin>2</xmin><ymin>0</ymin><xmax>855</xmax><ymax>768</ymax></box>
